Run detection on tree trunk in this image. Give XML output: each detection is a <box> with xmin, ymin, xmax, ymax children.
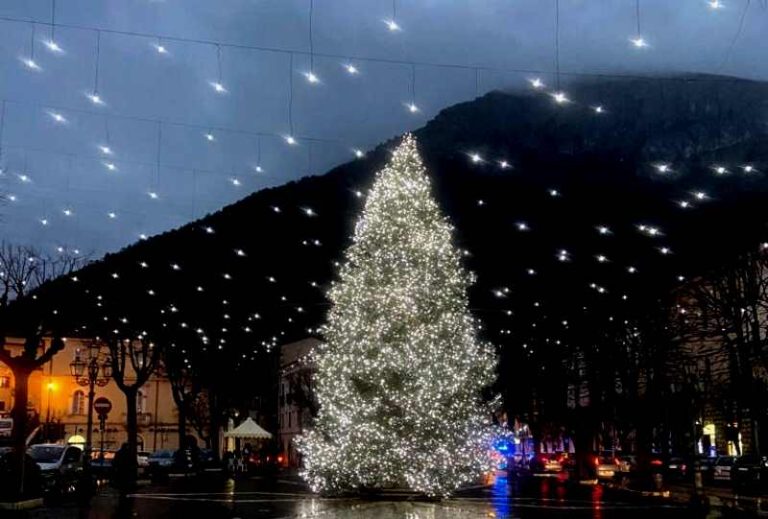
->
<box><xmin>10</xmin><ymin>366</ymin><xmax>32</xmax><ymax>496</ymax></box>
<box><xmin>124</xmin><ymin>389</ymin><xmax>139</xmax><ymax>487</ymax></box>
<box><xmin>177</xmin><ymin>400</ymin><xmax>186</xmax><ymax>450</ymax></box>
<box><xmin>10</xmin><ymin>366</ymin><xmax>31</xmax><ymax>450</ymax></box>
<box><xmin>208</xmin><ymin>392</ymin><xmax>220</xmax><ymax>459</ymax></box>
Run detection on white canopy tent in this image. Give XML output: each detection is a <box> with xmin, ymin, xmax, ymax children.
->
<box><xmin>224</xmin><ymin>417</ymin><xmax>272</xmax><ymax>440</ymax></box>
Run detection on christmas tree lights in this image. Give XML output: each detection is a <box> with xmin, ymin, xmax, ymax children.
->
<box><xmin>298</xmin><ymin>134</ymin><xmax>497</xmax><ymax>497</ymax></box>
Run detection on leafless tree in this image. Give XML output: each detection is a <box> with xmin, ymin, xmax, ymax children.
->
<box><xmin>107</xmin><ymin>336</ymin><xmax>160</xmax><ymax>486</ymax></box>
<box><xmin>0</xmin><ymin>242</ymin><xmax>88</xmax><ymax>495</ymax></box>
<box><xmin>164</xmin><ymin>345</ymin><xmax>206</xmax><ymax>449</ymax></box>
<box><xmin>682</xmin><ymin>249</ymin><xmax>768</xmax><ymax>454</ymax></box>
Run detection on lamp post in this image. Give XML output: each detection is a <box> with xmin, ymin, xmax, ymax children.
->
<box><xmin>45</xmin><ymin>381</ymin><xmax>55</xmax><ymax>441</ymax></box>
<box><xmin>69</xmin><ymin>341</ymin><xmax>112</xmax><ymax>466</ymax></box>
<box><xmin>683</xmin><ymin>363</ymin><xmax>705</xmax><ymax>494</ymax></box>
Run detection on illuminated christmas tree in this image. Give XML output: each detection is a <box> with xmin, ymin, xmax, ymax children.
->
<box><xmin>298</xmin><ymin>133</ymin><xmax>497</xmax><ymax>497</ymax></box>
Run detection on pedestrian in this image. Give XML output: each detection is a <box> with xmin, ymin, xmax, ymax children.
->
<box><xmin>111</xmin><ymin>443</ymin><xmax>130</xmax><ymax>492</ymax></box>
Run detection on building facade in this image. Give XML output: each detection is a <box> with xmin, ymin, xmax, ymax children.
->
<box><xmin>277</xmin><ymin>338</ymin><xmax>320</xmax><ymax>467</ymax></box>
<box><xmin>0</xmin><ymin>337</ymin><xmax>187</xmax><ymax>452</ymax></box>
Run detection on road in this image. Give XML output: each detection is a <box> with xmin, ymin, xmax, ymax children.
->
<box><xmin>21</xmin><ymin>472</ymin><xmax>716</xmax><ymax>518</ymax></box>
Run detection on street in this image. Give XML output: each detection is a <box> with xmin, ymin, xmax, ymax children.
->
<box><xmin>16</xmin><ymin>473</ymin><xmax>706</xmax><ymax>519</ymax></box>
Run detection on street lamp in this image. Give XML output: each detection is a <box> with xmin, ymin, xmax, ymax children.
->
<box><xmin>69</xmin><ymin>341</ymin><xmax>112</xmax><ymax>466</ymax></box>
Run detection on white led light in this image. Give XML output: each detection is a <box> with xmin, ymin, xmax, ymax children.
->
<box><xmin>406</xmin><ymin>102</ymin><xmax>419</xmax><ymax>113</ymax></box>
<box><xmin>18</xmin><ymin>174</ymin><xmax>31</xmax><ymax>183</ymax></box>
<box><xmin>87</xmin><ymin>93</ymin><xmax>104</xmax><ymax>105</ymax></box>
<box><xmin>384</xmin><ymin>19</ymin><xmax>401</xmax><ymax>31</ymax></box>
<box><xmin>630</xmin><ymin>37</ymin><xmax>648</xmax><ymax>48</ymax></box>
<box><xmin>597</xmin><ymin>226</ymin><xmax>610</xmax><ymax>235</ymax></box>
<box><xmin>99</xmin><ymin>145</ymin><xmax>112</xmax><ymax>155</ymax></box>
<box><xmin>45</xmin><ymin>40</ymin><xmax>63</xmax><ymax>53</ymax></box>
<box><xmin>679</xmin><ymin>200</ymin><xmax>690</xmax><ymax>208</ymax></box>
<box><xmin>743</xmin><ymin>165</ymin><xmax>754</xmax><ymax>173</ymax></box>
<box><xmin>345</xmin><ymin>64</ymin><xmax>359</xmax><ymax>74</ymax></box>
<box><xmin>516</xmin><ymin>222</ymin><xmax>529</xmax><ymax>231</ymax></box>
<box><xmin>655</xmin><ymin>163</ymin><xmax>670</xmax><ymax>173</ymax></box>
<box><xmin>713</xmin><ymin>165</ymin><xmax>727</xmax><ymax>175</ymax></box>
<box><xmin>7</xmin><ymin>195</ymin><xmax>17</xmax><ymax>202</ymax></box>
<box><xmin>104</xmin><ymin>162</ymin><xmax>116</xmax><ymax>171</ymax></box>
<box><xmin>108</xmin><ymin>212</ymin><xmax>117</xmax><ymax>219</ymax></box>
<box><xmin>354</xmin><ymin>149</ymin><xmax>364</xmax><ymax>158</ymax></box>
<box><xmin>230</xmin><ymin>178</ymin><xmax>241</xmax><ymax>186</ymax></box>
<box><xmin>529</xmin><ymin>78</ymin><xmax>545</xmax><ymax>89</ymax></box>
<box><xmin>255</xmin><ymin>166</ymin><xmax>264</xmax><ymax>173</ymax></box>
<box><xmin>549</xmin><ymin>189</ymin><xmax>559</xmax><ymax>197</ymax></box>
<box><xmin>499</xmin><ymin>160</ymin><xmax>511</xmax><ymax>169</ymax></box>
<box><xmin>211</xmin><ymin>81</ymin><xmax>227</xmax><ymax>93</ymax></box>
<box><xmin>155</xmin><ymin>44</ymin><xmax>167</xmax><ymax>54</ymax></box>
<box><xmin>63</xmin><ymin>209</ymin><xmax>72</xmax><ymax>216</ymax></box>
<box><xmin>205</xmin><ymin>133</ymin><xmax>215</xmax><ymax>142</ymax></box>
<box><xmin>694</xmin><ymin>191</ymin><xmax>707</xmax><ymax>200</ymax></box>
<box><xmin>708</xmin><ymin>0</ymin><xmax>724</xmax><ymax>9</ymax></box>
<box><xmin>40</xmin><ymin>218</ymin><xmax>49</xmax><ymax>226</ymax></box>
<box><xmin>594</xmin><ymin>105</ymin><xmax>604</xmax><ymax>114</ymax></box>
<box><xmin>285</xmin><ymin>135</ymin><xmax>297</xmax><ymax>145</ymax></box>
<box><xmin>148</xmin><ymin>191</ymin><xmax>159</xmax><ymax>199</ymax></box>
<box><xmin>49</xmin><ymin>112</ymin><xmax>66</xmax><ymax>123</ymax></box>
<box><xmin>305</xmin><ymin>71</ymin><xmax>320</xmax><ymax>84</ymax></box>
<box><xmin>22</xmin><ymin>58</ymin><xmax>41</xmax><ymax>70</ymax></box>
<box><xmin>469</xmin><ymin>153</ymin><xmax>482</xmax><ymax>163</ymax></box>
<box><xmin>551</xmin><ymin>91</ymin><xmax>569</xmax><ymax>104</ymax></box>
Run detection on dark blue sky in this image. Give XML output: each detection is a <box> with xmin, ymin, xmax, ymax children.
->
<box><xmin>0</xmin><ymin>0</ymin><xmax>765</xmax><ymax>257</ymax></box>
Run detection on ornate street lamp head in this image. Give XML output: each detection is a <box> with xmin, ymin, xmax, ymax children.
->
<box><xmin>70</xmin><ymin>357</ymin><xmax>86</xmax><ymax>378</ymax></box>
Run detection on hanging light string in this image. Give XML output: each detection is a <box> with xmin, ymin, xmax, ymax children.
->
<box><xmin>93</xmin><ymin>30</ymin><xmax>101</xmax><ymax>97</ymax></box>
<box><xmin>257</xmin><ymin>134</ymin><xmax>263</xmax><ymax>172</ymax></box>
<box><xmin>0</xmin><ymin>97</ymin><xmax>337</xmax><ymax>144</ymax></box>
<box><xmin>0</xmin><ymin>15</ymin><xmax>751</xmax><ymax>86</ymax></box>
<box><xmin>717</xmin><ymin>0</ymin><xmax>751</xmax><ymax>72</ymax></box>
<box><xmin>29</xmin><ymin>22</ymin><xmax>37</xmax><ymax>63</ymax></box>
<box><xmin>288</xmin><ymin>52</ymin><xmax>295</xmax><ymax>137</ymax></box>
<box><xmin>636</xmin><ymin>0</ymin><xmax>642</xmax><ymax>37</ymax></box>
<box><xmin>554</xmin><ymin>0</ymin><xmax>561</xmax><ymax>90</ymax></box>
<box><xmin>1</xmin><ymin>142</ymin><xmax>296</xmax><ymax>197</ymax></box>
<box><xmin>50</xmin><ymin>0</ymin><xmax>57</xmax><ymax>45</ymax></box>
<box><xmin>309</xmin><ymin>0</ymin><xmax>315</xmax><ymax>75</ymax></box>
<box><xmin>155</xmin><ymin>121</ymin><xmax>162</xmax><ymax>189</ymax></box>
<box><xmin>408</xmin><ymin>63</ymin><xmax>418</xmax><ymax>112</ymax></box>
<box><xmin>0</xmin><ymin>101</ymin><xmax>5</xmax><ymax>168</ymax></box>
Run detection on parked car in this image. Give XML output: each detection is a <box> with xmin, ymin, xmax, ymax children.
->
<box><xmin>732</xmin><ymin>454</ymin><xmax>768</xmax><ymax>492</ymax></box>
<box><xmin>199</xmin><ymin>448</ymin><xmax>218</xmax><ymax>470</ymax></box>
<box><xmin>90</xmin><ymin>449</ymin><xmax>116</xmax><ymax>478</ymax></box>
<box><xmin>618</xmin><ymin>454</ymin><xmax>637</xmax><ymax>473</ymax></box>
<box><xmin>0</xmin><ymin>447</ymin><xmax>42</xmax><ymax>500</ymax></box>
<box><xmin>712</xmin><ymin>455</ymin><xmax>736</xmax><ymax>483</ymax></box>
<box><xmin>666</xmin><ymin>457</ymin><xmax>689</xmax><ymax>479</ymax></box>
<box><xmin>529</xmin><ymin>453</ymin><xmax>564</xmax><ymax>475</ymax></box>
<box><xmin>148</xmin><ymin>449</ymin><xmax>176</xmax><ymax>480</ymax></box>
<box><xmin>595</xmin><ymin>453</ymin><xmax>621</xmax><ymax>480</ymax></box>
<box><xmin>27</xmin><ymin>444</ymin><xmax>83</xmax><ymax>496</ymax></box>
<box><xmin>697</xmin><ymin>455</ymin><xmax>718</xmax><ymax>482</ymax></box>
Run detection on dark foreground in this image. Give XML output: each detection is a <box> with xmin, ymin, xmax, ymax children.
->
<box><xmin>14</xmin><ymin>472</ymin><xmax>725</xmax><ymax>518</ymax></box>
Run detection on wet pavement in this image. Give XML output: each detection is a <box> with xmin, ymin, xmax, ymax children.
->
<box><xmin>16</xmin><ymin>472</ymin><xmax>718</xmax><ymax>518</ymax></box>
